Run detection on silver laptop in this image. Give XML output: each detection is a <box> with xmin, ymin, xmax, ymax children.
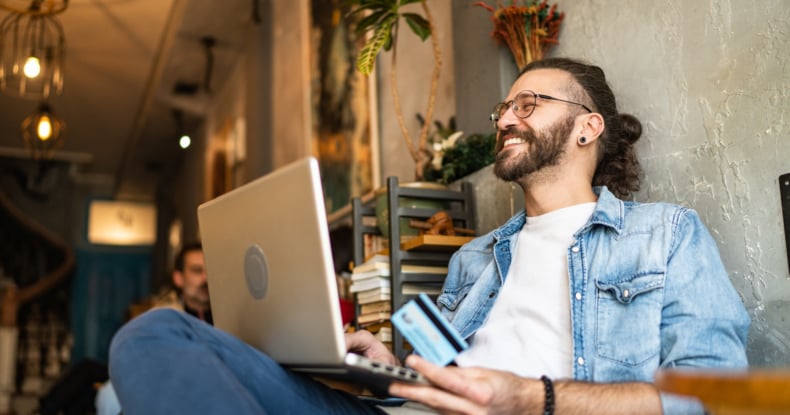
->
<box><xmin>197</xmin><ymin>157</ymin><xmax>425</xmax><ymax>393</ymax></box>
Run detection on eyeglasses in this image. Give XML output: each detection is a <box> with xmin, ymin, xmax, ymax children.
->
<box><xmin>489</xmin><ymin>90</ymin><xmax>593</xmax><ymax>127</ymax></box>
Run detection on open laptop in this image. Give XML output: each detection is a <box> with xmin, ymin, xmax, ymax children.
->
<box><xmin>197</xmin><ymin>157</ymin><xmax>426</xmax><ymax>393</ymax></box>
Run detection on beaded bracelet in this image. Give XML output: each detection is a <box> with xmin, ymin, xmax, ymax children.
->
<box><xmin>540</xmin><ymin>375</ymin><xmax>555</xmax><ymax>415</ymax></box>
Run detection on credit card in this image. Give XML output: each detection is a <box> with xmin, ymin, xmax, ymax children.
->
<box><xmin>391</xmin><ymin>292</ymin><xmax>469</xmax><ymax>366</ymax></box>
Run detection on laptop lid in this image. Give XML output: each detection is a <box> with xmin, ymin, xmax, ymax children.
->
<box><xmin>197</xmin><ymin>157</ymin><xmax>346</xmax><ymax>366</ymax></box>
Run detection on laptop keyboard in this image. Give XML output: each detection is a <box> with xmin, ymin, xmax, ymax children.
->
<box><xmin>346</xmin><ymin>353</ymin><xmax>427</xmax><ymax>384</ymax></box>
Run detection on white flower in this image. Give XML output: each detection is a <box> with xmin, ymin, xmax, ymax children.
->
<box><xmin>431</xmin><ymin>131</ymin><xmax>464</xmax><ymax>170</ymax></box>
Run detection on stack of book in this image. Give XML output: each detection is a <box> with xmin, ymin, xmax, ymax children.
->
<box><xmin>350</xmin><ymin>254</ymin><xmax>446</xmax><ymax>350</ymax></box>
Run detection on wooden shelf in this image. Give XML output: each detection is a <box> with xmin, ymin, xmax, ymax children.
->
<box><xmin>351</xmin><ymin>177</ymin><xmax>476</xmax><ymax>360</ymax></box>
<box><xmin>655</xmin><ymin>368</ymin><xmax>790</xmax><ymax>414</ymax></box>
<box><xmin>400</xmin><ymin>235</ymin><xmax>475</xmax><ymax>252</ymax></box>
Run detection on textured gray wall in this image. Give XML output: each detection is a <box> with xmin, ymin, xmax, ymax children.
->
<box><xmin>553</xmin><ymin>0</ymin><xmax>789</xmax><ymax>366</ymax></box>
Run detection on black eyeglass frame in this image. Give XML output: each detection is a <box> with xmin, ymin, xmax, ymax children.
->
<box><xmin>489</xmin><ymin>90</ymin><xmax>593</xmax><ymax>127</ymax></box>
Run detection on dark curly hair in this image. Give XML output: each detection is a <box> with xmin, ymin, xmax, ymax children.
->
<box><xmin>174</xmin><ymin>241</ymin><xmax>202</xmax><ymax>272</ymax></box>
<box><xmin>520</xmin><ymin>57</ymin><xmax>643</xmax><ymax>199</ymax></box>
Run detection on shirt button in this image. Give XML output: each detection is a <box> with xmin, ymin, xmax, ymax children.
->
<box><xmin>575</xmin><ymin>292</ymin><xmax>582</xmax><ymax>301</ymax></box>
<box><xmin>571</xmin><ymin>246</ymin><xmax>580</xmax><ymax>253</ymax></box>
<box><xmin>623</xmin><ymin>289</ymin><xmax>630</xmax><ymax>299</ymax></box>
<box><xmin>577</xmin><ymin>357</ymin><xmax>585</xmax><ymax>366</ymax></box>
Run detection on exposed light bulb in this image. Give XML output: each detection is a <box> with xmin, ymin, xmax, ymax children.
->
<box><xmin>179</xmin><ymin>135</ymin><xmax>191</xmax><ymax>149</ymax></box>
<box><xmin>23</xmin><ymin>56</ymin><xmax>41</xmax><ymax>78</ymax></box>
<box><xmin>37</xmin><ymin>115</ymin><xmax>53</xmax><ymax>141</ymax></box>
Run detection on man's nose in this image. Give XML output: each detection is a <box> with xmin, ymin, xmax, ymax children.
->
<box><xmin>497</xmin><ymin>104</ymin><xmax>519</xmax><ymax>130</ymax></box>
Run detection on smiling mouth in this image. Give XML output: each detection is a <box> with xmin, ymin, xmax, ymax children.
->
<box><xmin>502</xmin><ymin>137</ymin><xmax>526</xmax><ymax>147</ymax></box>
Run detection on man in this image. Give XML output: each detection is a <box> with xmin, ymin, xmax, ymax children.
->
<box><xmin>96</xmin><ymin>242</ymin><xmax>210</xmax><ymax>415</ymax></box>
<box><xmin>108</xmin><ymin>58</ymin><xmax>749</xmax><ymax>414</ymax></box>
<box><xmin>152</xmin><ymin>241</ymin><xmax>212</xmax><ymax>324</ymax></box>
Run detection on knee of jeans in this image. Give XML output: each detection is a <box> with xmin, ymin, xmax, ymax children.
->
<box><xmin>109</xmin><ymin>308</ymin><xmax>185</xmax><ymax>362</ymax></box>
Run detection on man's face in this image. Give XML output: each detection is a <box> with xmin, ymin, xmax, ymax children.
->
<box><xmin>493</xmin><ymin>69</ymin><xmax>579</xmax><ymax>182</ymax></box>
<box><xmin>173</xmin><ymin>250</ymin><xmax>210</xmax><ymax>310</ymax></box>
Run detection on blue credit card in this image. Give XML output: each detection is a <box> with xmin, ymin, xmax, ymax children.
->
<box><xmin>391</xmin><ymin>293</ymin><xmax>469</xmax><ymax>366</ymax></box>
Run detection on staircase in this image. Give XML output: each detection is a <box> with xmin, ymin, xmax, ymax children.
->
<box><xmin>0</xmin><ymin>189</ymin><xmax>75</xmax><ymax>415</ymax></box>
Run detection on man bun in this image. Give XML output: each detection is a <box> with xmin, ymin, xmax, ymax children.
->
<box><xmin>619</xmin><ymin>113</ymin><xmax>642</xmax><ymax>145</ymax></box>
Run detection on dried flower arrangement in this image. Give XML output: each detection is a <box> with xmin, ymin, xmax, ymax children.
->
<box><xmin>474</xmin><ymin>0</ymin><xmax>564</xmax><ymax>71</ymax></box>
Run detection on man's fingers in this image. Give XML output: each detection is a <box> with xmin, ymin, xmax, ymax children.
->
<box><xmin>389</xmin><ymin>382</ymin><xmax>481</xmax><ymax>415</ymax></box>
<box><xmin>405</xmin><ymin>355</ymin><xmax>493</xmax><ymax>404</ymax></box>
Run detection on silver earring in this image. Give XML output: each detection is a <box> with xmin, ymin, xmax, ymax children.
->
<box><xmin>579</xmin><ymin>136</ymin><xmax>587</xmax><ymax>145</ymax></box>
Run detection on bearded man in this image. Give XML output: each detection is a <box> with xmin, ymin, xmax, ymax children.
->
<box><xmin>107</xmin><ymin>58</ymin><xmax>749</xmax><ymax>415</ymax></box>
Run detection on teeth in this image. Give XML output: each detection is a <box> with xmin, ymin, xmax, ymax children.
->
<box><xmin>503</xmin><ymin>138</ymin><xmax>525</xmax><ymax>146</ymax></box>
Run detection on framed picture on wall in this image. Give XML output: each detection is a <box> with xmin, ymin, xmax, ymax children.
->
<box><xmin>310</xmin><ymin>0</ymin><xmax>380</xmax><ymax>214</ymax></box>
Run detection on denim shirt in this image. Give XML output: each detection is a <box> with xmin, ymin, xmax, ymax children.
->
<box><xmin>438</xmin><ymin>187</ymin><xmax>750</xmax><ymax>414</ymax></box>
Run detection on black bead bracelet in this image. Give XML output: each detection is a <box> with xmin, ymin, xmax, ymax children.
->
<box><xmin>540</xmin><ymin>375</ymin><xmax>555</xmax><ymax>415</ymax></box>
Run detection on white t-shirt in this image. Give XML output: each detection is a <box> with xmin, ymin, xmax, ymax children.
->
<box><xmin>454</xmin><ymin>202</ymin><xmax>596</xmax><ymax>379</ymax></box>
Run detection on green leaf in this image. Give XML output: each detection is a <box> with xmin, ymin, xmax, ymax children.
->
<box><xmin>402</xmin><ymin>12</ymin><xmax>431</xmax><ymax>40</ymax></box>
<box><xmin>346</xmin><ymin>0</ymin><xmax>392</xmax><ymax>7</ymax></box>
<box><xmin>347</xmin><ymin>0</ymin><xmax>394</xmax><ymax>21</ymax></box>
<box><xmin>382</xmin><ymin>22</ymin><xmax>395</xmax><ymax>51</ymax></box>
<box><xmin>356</xmin><ymin>20</ymin><xmax>393</xmax><ymax>74</ymax></box>
<box><xmin>432</xmin><ymin>133</ymin><xmax>496</xmax><ymax>184</ymax></box>
<box><xmin>353</xmin><ymin>9</ymin><xmax>391</xmax><ymax>34</ymax></box>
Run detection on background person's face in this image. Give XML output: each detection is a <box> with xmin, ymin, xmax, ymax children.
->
<box><xmin>174</xmin><ymin>250</ymin><xmax>210</xmax><ymax>310</ymax></box>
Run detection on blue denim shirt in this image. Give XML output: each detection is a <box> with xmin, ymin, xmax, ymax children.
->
<box><xmin>438</xmin><ymin>187</ymin><xmax>750</xmax><ymax>414</ymax></box>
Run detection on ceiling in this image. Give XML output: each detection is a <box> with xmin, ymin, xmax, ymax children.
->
<box><xmin>0</xmin><ymin>0</ymin><xmax>257</xmax><ymax>201</ymax></box>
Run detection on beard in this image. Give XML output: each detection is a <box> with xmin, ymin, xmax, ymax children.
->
<box><xmin>183</xmin><ymin>284</ymin><xmax>211</xmax><ymax>308</ymax></box>
<box><xmin>493</xmin><ymin>115</ymin><xmax>576</xmax><ymax>182</ymax></box>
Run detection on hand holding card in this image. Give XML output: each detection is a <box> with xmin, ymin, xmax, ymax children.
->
<box><xmin>391</xmin><ymin>293</ymin><xmax>469</xmax><ymax>366</ymax></box>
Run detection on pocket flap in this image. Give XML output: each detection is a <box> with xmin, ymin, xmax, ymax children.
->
<box><xmin>595</xmin><ymin>273</ymin><xmax>664</xmax><ymax>304</ymax></box>
<box><xmin>437</xmin><ymin>285</ymin><xmax>472</xmax><ymax>311</ymax></box>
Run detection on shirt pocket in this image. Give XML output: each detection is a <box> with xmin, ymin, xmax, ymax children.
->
<box><xmin>595</xmin><ymin>272</ymin><xmax>664</xmax><ymax>366</ymax></box>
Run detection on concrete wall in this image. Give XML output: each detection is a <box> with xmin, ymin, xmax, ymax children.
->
<box><xmin>556</xmin><ymin>0</ymin><xmax>789</xmax><ymax>367</ymax></box>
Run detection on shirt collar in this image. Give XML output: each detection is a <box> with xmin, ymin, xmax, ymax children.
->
<box><xmin>578</xmin><ymin>186</ymin><xmax>625</xmax><ymax>235</ymax></box>
<box><xmin>494</xmin><ymin>186</ymin><xmax>625</xmax><ymax>240</ymax></box>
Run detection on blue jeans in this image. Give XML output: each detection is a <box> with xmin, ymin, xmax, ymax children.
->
<box><xmin>109</xmin><ymin>308</ymin><xmax>387</xmax><ymax>414</ymax></box>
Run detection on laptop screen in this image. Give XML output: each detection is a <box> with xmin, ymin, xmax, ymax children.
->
<box><xmin>198</xmin><ymin>157</ymin><xmax>347</xmax><ymax>366</ymax></box>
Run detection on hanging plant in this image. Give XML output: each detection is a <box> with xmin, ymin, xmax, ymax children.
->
<box><xmin>348</xmin><ymin>0</ymin><xmax>442</xmax><ymax>181</ymax></box>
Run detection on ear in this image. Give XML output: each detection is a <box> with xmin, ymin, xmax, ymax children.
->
<box><xmin>577</xmin><ymin>112</ymin><xmax>605</xmax><ymax>144</ymax></box>
<box><xmin>172</xmin><ymin>270</ymin><xmax>185</xmax><ymax>288</ymax></box>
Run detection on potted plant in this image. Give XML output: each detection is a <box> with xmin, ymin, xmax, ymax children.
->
<box><xmin>348</xmin><ymin>0</ymin><xmax>441</xmax><ymax>182</ymax></box>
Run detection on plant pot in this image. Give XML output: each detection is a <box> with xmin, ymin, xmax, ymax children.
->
<box><xmin>374</xmin><ymin>182</ymin><xmax>448</xmax><ymax>239</ymax></box>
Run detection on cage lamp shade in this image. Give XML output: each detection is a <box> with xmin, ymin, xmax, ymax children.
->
<box><xmin>0</xmin><ymin>7</ymin><xmax>65</xmax><ymax>99</ymax></box>
<box><xmin>0</xmin><ymin>0</ymin><xmax>68</xmax><ymax>15</ymax></box>
<box><xmin>21</xmin><ymin>102</ymin><xmax>65</xmax><ymax>159</ymax></box>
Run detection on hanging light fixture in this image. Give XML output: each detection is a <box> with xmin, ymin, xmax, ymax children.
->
<box><xmin>0</xmin><ymin>0</ymin><xmax>68</xmax><ymax>14</ymax></box>
<box><xmin>173</xmin><ymin>109</ymin><xmax>192</xmax><ymax>149</ymax></box>
<box><xmin>21</xmin><ymin>102</ymin><xmax>65</xmax><ymax>159</ymax></box>
<box><xmin>0</xmin><ymin>0</ymin><xmax>66</xmax><ymax>99</ymax></box>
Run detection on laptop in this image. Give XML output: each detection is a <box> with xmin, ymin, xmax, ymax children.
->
<box><xmin>197</xmin><ymin>157</ymin><xmax>426</xmax><ymax>393</ymax></box>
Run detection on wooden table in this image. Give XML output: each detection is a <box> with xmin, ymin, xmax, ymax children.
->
<box><xmin>655</xmin><ymin>368</ymin><xmax>790</xmax><ymax>415</ymax></box>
